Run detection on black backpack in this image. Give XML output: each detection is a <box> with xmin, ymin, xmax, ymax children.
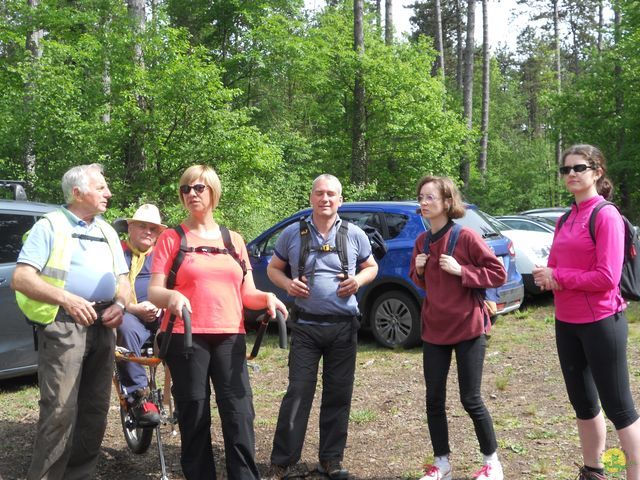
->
<box><xmin>292</xmin><ymin>219</ymin><xmax>387</xmax><ymax>279</ymax></box>
<box><xmin>166</xmin><ymin>224</ymin><xmax>247</xmax><ymax>289</ymax></box>
<box><xmin>158</xmin><ymin>224</ymin><xmax>248</xmax><ymax>359</ymax></box>
<box><xmin>558</xmin><ymin>201</ymin><xmax>640</xmax><ymax>301</ymax></box>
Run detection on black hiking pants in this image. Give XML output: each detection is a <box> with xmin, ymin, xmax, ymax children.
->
<box><xmin>165</xmin><ymin>333</ymin><xmax>259</xmax><ymax>480</ymax></box>
<box><xmin>556</xmin><ymin>312</ymin><xmax>638</xmax><ymax>429</ymax></box>
<box><xmin>270</xmin><ymin>321</ymin><xmax>357</xmax><ymax>467</ymax></box>
<box><xmin>423</xmin><ymin>334</ymin><xmax>498</xmax><ymax>457</ymax></box>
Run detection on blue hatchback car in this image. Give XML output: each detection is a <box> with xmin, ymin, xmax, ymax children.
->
<box><xmin>246</xmin><ymin>201</ymin><xmax>524</xmax><ymax>348</ymax></box>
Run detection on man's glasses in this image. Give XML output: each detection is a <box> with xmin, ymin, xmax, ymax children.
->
<box><xmin>559</xmin><ymin>164</ymin><xmax>595</xmax><ymax>175</ymax></box>
<box><xmin>417</xmin><ymin>194</ymin><xmax>440</xmax><ymax>204</ymax></box>
<box><xmin>180</xmin><ymin>184</ymin><xmax>207</xmax><ymax>194</ymax></box>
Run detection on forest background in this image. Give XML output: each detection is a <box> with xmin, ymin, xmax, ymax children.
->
<box><xmin>1</xmin><ymin>0</ymin><xmax>639</xmax><ymax>239</ymax></box>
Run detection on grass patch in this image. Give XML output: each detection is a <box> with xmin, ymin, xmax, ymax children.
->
<box><xmin>495</xmin><ymin>366</ymin><xmax>513</xmax><ymax>391</ymax></box>
<box><xmin>349</xmin><ymin>408</ymin><xmax>377</xmax><ymax>424</ymax></box>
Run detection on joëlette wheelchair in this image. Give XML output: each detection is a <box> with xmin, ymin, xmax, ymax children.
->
<box><xmin>113</xmin><ymin>307</ymin><xmax>287</xmax><ymax>479</ymax></box>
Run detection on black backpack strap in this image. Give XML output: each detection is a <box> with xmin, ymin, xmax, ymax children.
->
<box><xmin>298</xmin><ymin>219</ymin><xmax>312</xmax><ymax>279</ymax></box>
<box><xmin>422</xmin><ymin>231</ymin><xmax>433</xmax><ymax>255</ymax></box>
<box><xmin>557</xmin><ymin>211</ymin><xmax>571</xmax><ymax>231</ymax></box>
<box><xmin>220</xmin><ymin>226</ymin><xmax>247</xmax><ymax>283</ymax></box>
<box><xmin>335</xmin><ymin>220</ymin><xmax>350</xmax><ymax>277</ymax></box>
<box><xmin>446</xmin><ymin>223</ymin><xmax>462</xmax><ymax>256</ymax></box>
<box><xmin>588</xmin><ymin>201</ymin><xmax>616</xmax><ymax>244</ymax></box>
<box><xmin>167</xmin><ymin>225</ymin><xmax>187</xmax><ymax>290</ymax></box>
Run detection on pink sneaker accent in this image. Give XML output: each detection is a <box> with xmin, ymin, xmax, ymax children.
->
<box><xmin>473</xmin><ymin>462</ymin><xmax>504</xmax><ymax>480</ymax></box>
<box><xmin>420</xmin><ymin>463</ymin><xmax>452</xmax><ymax>480</ymax></box>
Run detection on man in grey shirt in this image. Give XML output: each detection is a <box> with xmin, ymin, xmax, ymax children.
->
<box><xmin>266</xmin><ymin>174</ymin><xmax>378</xmax><ymax>480</ymax></box>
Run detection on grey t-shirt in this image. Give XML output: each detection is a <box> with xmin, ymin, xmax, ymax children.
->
<box><xmin>273</xmin><ymin>215</ymin><xmax>372</xmax><ymax>317</ymax></box>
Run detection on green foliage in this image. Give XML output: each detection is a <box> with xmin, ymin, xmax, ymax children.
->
<box><xmin>2</xmin><ymin>0</ymin><xmax>639</xmax><ymax>238</ymax></box>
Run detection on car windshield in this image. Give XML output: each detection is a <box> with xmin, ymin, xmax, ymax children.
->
<box><xmin>458</xmin><ymin>208</ymin><xmax>502</xmax><ymax>238</ymax></box>
<box><xmin>422</xmin><ymin>208</ymin><xmax>501</xmax><ymax>239</ymax></box>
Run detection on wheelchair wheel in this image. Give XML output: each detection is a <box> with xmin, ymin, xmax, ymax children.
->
<box><xmin>120</xmin><ymin>405</ymin><xmax>154</xmax><ymax>454</ymax></box>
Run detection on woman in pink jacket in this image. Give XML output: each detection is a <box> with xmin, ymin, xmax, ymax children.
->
<box><xmin>533</xmin><ymin>144</ymin><xmax>640</xmax><ymax>480</ymax></box>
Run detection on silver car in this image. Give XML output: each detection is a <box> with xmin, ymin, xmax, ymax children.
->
<box><xmin>0</xmin><ymin>191</ymin><xmax>56</xmax><ymax>380</ymax></box>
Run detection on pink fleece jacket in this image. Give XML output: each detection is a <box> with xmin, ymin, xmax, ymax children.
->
<box><xmin>548</xmin><ymin>195</ymin><xmax>626</xmax><ymax>323</ymax></box>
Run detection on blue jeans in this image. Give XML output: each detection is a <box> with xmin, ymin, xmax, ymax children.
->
<box><xmin>116</xmin><ymin>312</ymin><xmax>156</xmax><ymax>393</ymax></box>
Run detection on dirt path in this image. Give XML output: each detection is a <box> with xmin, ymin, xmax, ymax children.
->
<box><xmin>1</xmin><ymin>296</ymin><xmax>639</xmax><ymax>479</ymax></box>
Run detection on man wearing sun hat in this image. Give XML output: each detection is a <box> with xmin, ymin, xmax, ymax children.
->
<box><xmin>115</xmin><ymin>203</ymin><xmax>167</xmax><ymax>426</ymax></box>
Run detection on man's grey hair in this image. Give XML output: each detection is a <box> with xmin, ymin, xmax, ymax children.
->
<box><xmin>61</xmin><ymin>163</ymin><xmax>104</xmax><ymax>204</ymax></box>
<box><xmin>311</xmin><ymin>174</ymin><xmax>342</xmax><ymax>195</ymax></box>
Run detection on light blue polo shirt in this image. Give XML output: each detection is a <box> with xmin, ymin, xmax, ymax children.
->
<box><xmin>17</xmin><ymin>206</ymin><xmax>128</xmax><ymax>302</ymax></box>
<box><xmin>273</xmin><ymin>215</ymin><xmax>372</xmax><ymax>317</ymax></box>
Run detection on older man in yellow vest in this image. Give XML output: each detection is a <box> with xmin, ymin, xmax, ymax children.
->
<box><xmin>11</xmin><ymin>164</ymin><xmax>130</xmax><ymax>480</ymax></box>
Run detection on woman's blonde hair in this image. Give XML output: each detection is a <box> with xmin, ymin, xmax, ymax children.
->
<box><xmin>415</xmin><ymin>175</ymin><xmax>466</xmax><ymax>219</ymax></box>
<box><xmin>178</xmin><ymin>165</ymin><xmax>222</xmax><ymax>209</ymax></box>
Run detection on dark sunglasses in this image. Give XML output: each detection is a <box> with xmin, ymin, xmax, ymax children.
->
<box><xmin>179</xmin><ymin>184</ymin><xmax>207</xmax><ymax>194</ymax></box>
<box><xmin>559</xmin><ymin>164</ymin><xmax>595</xmax><ymax>175</ymax></box>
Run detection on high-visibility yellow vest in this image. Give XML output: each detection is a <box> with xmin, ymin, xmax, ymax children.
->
<box><xmin>16</xmin><ymin>209</ymin><xmax>121</xmax><ymax>325</ymax></box>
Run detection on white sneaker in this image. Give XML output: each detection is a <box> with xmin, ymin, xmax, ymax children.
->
<box><xmin>419</xmin><ymin>463</ymin><xmax>452</xmax><ymax>480</ymax></box>
<box><xmin>473</xmin><ymin>461</ymin><xmax>504</xmax><ymax>480</ymax></box>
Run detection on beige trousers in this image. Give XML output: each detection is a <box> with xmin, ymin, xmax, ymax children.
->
<box><xmin>27</xmin><ymin>312</ymin><xmax>115</xmax><ymax>480</ymax></box>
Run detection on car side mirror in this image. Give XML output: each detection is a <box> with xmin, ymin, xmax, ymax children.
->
<box><xmin>248</xmin><ymin>244</ymin><xmax>261</xmax><ymax>258</ymax></box>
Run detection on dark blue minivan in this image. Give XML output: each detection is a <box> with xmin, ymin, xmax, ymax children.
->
<box><xmin>246</xmin><ymin>201</ymin><xmax>524</xmax><ymax>348</ymax></box>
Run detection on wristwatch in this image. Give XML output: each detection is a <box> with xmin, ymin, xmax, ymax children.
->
<box><xmin>114</xmin><ymin>300</ymin><xmax>126</xmax><ymax>311</ymax></box>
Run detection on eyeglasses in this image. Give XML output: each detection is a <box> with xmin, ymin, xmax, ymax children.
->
<box><xmin>179</xmin><ymin>184</ymin><xmax>207</xmax><ymax>195</ymax></box>
<box><xmin>559</xmin><ymin>164</ymin><xmax>595</xmax><ymax>175</ymax></box>
<box><xmin>417</xmin><ymin>194</ymin><xmax>440</xmax><ymax>204</ymax></box>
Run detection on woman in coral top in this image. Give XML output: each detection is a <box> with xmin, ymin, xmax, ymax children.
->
<box><xmin>409</xmin><ymin>176</ymin><xmax>506</xmax><ymax>480</ymax></box>
<box><xmin>149</xmin><ymin>165</ymin><xmax>287</xmax><ymax>480</ymax></box>
<box><xmin>533</xmin><ymin>145</ymin><xmax>640</xmax><ymax>480</ymax></box>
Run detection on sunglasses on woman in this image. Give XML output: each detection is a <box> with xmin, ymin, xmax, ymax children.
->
<box><xmin>559</xmin><ymin>164</ymin><xmax>595</xmax><ymax>175</ymax></box>
<box><xmin>179</xmin><ymin>184</ymin><xmax>207</xmax><ymax>194</ymax></box>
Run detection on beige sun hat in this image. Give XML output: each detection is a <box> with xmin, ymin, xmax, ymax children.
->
<box><xmin>125</xmin><ymin>204</ymin><xmax>167</xmax><ymax>230</ymax></box>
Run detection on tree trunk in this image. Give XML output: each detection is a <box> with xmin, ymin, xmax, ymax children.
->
<box><xmin>385</xmin><ymin>0</ymin><xmax>393</xmax><ymax>45</ymax></box>
<box><xmin>478</xmin><ymin>0</ymin><xmax>489</xmax><ymax>175</ymax></box>
<box><xmin>352</xmin><ymin>0</ymin><xmax>367</xmax><ymax>184</ymax></box>
<box><xmin>553</xmin><ymin>0</ymin><xmax>562</xmax><ymax>175</ymax></box>
<box><xmin>434</xmin><ymin>0</ymin><xmax>445</xmax><ymax>83</ymax></box>
<box><xmin>455</xmin><ymin>0</ymin><xmax>464</xmax><ymax>91</ymax></box>
<box><xmin>126</xmin><ymin>0</ymin><xmax>147</xmax><ymax>176</ymax></box>
<box><xmin>102</xmin><ymin>60</ymin><xmax>111</xmax><ymax>123</ymax></box>
<box><xmin>597</xmin><ymin>0</ymin><xmax>604</xmax><ymax>54</ymax></box>
<box><xmin>613</xmin><ymin>2</ymin><xmax>628</xmax><ymax>210</ymax></box>
<box><xmin>376</xmin><ymin>0</ymin><xmax>381</xmax><ymax>32</ymax></box>
<box><xmin>23</xmin><ymin>0</ymin><xmax>43</xmax><ymax>183</ymax></box>
<box><xmin>460</xmin><ymin>0</ymin><xmax>475</xmax><ymax>187</ymax></box>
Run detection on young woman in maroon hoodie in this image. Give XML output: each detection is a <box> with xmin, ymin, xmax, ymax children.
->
<box><xmin>533</xmin><ymin>145</ymin><xmax>640</xmax><ymax>480</ymax></box>
<box><xmin>409</xmin><ymin>176</ymin><xmax>506</xmax><ymax>480</ymax></box>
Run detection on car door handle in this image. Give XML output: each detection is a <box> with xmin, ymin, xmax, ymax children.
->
<box><xmin>0</xmin><ymin>277</ymin><xmax>7</xmax><ymax>286</ymax></box>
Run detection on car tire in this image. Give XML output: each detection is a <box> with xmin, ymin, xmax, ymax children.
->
<box><xmin>120</xmin><ymin>405</ymin><xmax>154</xmax><ymax>454</ymax></box>
<box><xmin>370</xmin><ymin>290</ymin><xmax>421</xmax><ymax>348</ymax></box>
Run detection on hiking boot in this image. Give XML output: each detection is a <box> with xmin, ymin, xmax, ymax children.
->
<box><xmin>420</xmin><ymin>462</ymin><xmax>452</xmax><ymax>480</ymax></box>
<box><xmin>473</xmin><ymin>461</ymin><xmax>504</xmax><ymax>480</ymax></box>
<box><xmin>318</xmin><ymin>459</ymin><xmax>349</xmax><ymax>479</ymax></box>
<box><xmin>130</xmin><ymin>388</ymin><xmax>160</xmax><ymax>427</ymax></box>
<box><xmin>576</xmin><ymin>465</ymin><xmax>607</xmax><ymax>480</ymax></box>
<box><xmin>265</xmin><ymin>463</ymin><xmax>292</xmax><ymax>480</ymax></box>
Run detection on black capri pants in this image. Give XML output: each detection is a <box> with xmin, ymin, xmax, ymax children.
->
<box><xmin>555</xmin><ymin>312</ymin><xmax>639</xmax><ymax>430</ymax></box>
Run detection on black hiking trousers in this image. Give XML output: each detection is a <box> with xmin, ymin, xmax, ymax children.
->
<box><xmin>270</xmin><ymin>321</ymin><xmax>357</xmax><ymax>467</ymax></box>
